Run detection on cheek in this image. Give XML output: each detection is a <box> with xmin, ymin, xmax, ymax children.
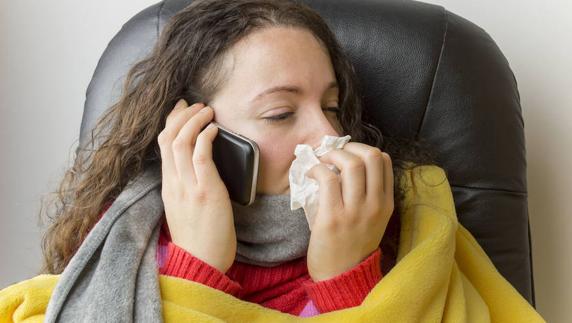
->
<box><xmin>256</xmin><ymin>136</ymin><xmax>298</xmax><ymax>174</ymax></box>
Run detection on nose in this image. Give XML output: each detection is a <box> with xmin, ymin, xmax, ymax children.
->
<box><xmin>306</xmin><ymin>108</ymin><xmax>342</xmax><ymax>150</ymax></box>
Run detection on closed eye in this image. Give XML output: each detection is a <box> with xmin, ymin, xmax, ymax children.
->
<box><xmin>263</xmin><ymin>107</ymin><xmax>341</xmax><ymax>124</ymax></box>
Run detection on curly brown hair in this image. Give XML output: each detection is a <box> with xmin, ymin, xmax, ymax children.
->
<box><xmin>39</xmin><ymin>0</ymin><xmax>439</xmax><ymax>275</ymax></box>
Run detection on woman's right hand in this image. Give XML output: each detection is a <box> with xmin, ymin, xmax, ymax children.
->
<box><xmin>157</xmin><ymin>98</ymin><xmax>237</xmax><ymax>273</ymax></box>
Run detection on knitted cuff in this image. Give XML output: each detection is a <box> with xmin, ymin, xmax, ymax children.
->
<box><xmin>302</xmin><ymin>248</ymin><xmax>383</xmax><ymax>313</ymax></box>
<box><xmin>160</xmin><ymin>241</ymin><xmax>242</xmax><ymax>297</ymax></box>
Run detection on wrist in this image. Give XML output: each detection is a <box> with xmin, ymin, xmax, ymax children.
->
<box><xmin>309</xmin><ymin>249</ymin><xmax>377</xmax><ymax>282</ymax></box>
<box><xmin>169</xmin><ymin>238</ymin><xmax>229</xmax><ymax>273</ymax></box>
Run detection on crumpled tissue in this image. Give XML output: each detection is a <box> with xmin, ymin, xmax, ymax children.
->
<box><xmin>288</xmin><ymin>135</ymin><xmax>352</xmax><ymax>230</ymax></box>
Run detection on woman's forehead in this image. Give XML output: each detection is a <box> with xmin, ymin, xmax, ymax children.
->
<box><xmin>208</xmin><ymin>27</ymin><xmax>337</xmax><ymax>116</ymax></box>
<box><xmin>228</xmin><ymin>27</ymin><xmax>332</xmax><ymax>77</ymax></box>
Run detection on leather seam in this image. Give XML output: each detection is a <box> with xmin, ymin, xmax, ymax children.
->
<box><xmin>451</xmin><ymin>184</ymin><xmax>527</xmax><ymax>195</ymax></box>
<box><xmin>528</xmin><ymin>218</ymin><xmax>536</xmax><ymax>308</ymax></box>
<box><xmin>416</xmin><ymin>7</ymin><xmax>449</xmax><ymax>139</ymax></box>
<box><xmin>156</xmin><ymin>0</ymin><xmax>167</xmax><ymax>38</ymax></box>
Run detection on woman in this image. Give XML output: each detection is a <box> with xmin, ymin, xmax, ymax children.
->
<box><xmin>38</xmin><ymin>0</ymin><xmax>436</xmax><ymax>317</ymax></box>
<box><xmin>44</xmin><ymin>1</ymin><xmax>427</xmax><ymax>314</ymax></box>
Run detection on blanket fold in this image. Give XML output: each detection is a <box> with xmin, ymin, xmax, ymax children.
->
<box><xmin>0</xmin><ymin>165</ymin><xmax>546</xmax><ymax>322</ymax></box>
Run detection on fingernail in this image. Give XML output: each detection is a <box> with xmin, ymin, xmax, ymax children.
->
<box><xmin>175</xmin><ymin>99</ymin><xmax>187</xmax><ymax>108</ymax></box>
<box><xmin>199</xmin><ymin>106</ymin><xmax>210</xmax><ymax>113</ymax></box>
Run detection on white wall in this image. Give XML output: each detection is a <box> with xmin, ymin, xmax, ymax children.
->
<box><xmin>0</xmin><ymin>0</ymin><xmax>158</xmax><ymax>284</ymax></box>
<box><xmin>1</xmin><ymin>0</ymin><xmax>570</xmax><ymax>321</ymax></box>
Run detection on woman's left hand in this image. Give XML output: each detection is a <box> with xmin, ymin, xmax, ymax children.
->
<box><xmin>305</xmin><ymin>142</ymin><xmax>394</xmax><ymax>282</ymax></box>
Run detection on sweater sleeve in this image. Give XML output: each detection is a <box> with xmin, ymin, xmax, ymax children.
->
<box><xmin>302</xmin><ymin>247</ymin><xmax>383</xmax><ymax>313</ymax></box>
<box><xmin>158</xmin><ymin>240</ymin><xmax>243</xmax><ymax>297</ymax></box>
<box><xmin>156</xmin><ymin>220</ymin><xmax>243</xmax><ymax>298</ymax></box>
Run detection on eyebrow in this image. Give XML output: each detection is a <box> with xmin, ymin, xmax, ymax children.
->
<box><xmin>250</xmin><ymin>80</ymin><xmax>339</xmax><ymax>103</ymax></box>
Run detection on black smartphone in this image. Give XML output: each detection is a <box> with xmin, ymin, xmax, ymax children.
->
<box><xmin>207</xmin><ymin>121</ymin><xmax>259</xmax><ymax>206</ymax></box>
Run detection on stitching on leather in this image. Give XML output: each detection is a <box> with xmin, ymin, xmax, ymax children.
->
<box><xmin>450</xmin><ymin>184</ymin><xmax>527</xmax><ymax>195</ymax></box>
<box><xmin>416</xmin><ymin>7</ymin><xmax>449</xmax><ymax>138</ymax></box>
<box><xmin>156</xmin><ymin>0</ymin><xmax>167</xmax><ymax>38</ymax></box>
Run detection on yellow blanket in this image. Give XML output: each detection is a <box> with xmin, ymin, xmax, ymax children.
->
<box><xmin>0</xmin><ymin>165</ymin><xmax>545</xmax><ymax>322</ymax></box>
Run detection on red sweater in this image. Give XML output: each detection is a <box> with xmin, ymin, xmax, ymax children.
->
<box><xmin>98</xmin><ymin>203</ymin><xmax>383</xmax><ymax>317</ymax></box>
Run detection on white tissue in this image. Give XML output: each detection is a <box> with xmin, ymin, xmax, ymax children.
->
<box><xmin>288</xmin><ymin>135</ymin><xmax>352</xmax><ymax>230</ymax></box>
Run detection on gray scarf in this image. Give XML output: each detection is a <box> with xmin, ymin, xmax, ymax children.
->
<box><xmin>45</xmin><ymin>163</ymin><xmax>310</xmax><ymax>322</ymax></box>
<box><xmin>232</xmin><ymin>193</ymin><xmax>310</xmax><ymax>266</ymax></box>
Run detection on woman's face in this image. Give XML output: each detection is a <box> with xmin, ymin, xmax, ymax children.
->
<box><xmin>209</xmin><ymin>26</ymin><xmax>343</xmax><ymax>195</ymax></box>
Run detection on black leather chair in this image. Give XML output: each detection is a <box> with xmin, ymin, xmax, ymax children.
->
<box><xmin>77</xmin><ymin>0</ymin><xmax>535</xmax><ymax>307</ymax></box>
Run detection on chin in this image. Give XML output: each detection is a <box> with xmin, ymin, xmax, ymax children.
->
<box><xmin>273</xmin><ymin>186</ymin><xmax>291</xmax><ymax>196</ymax></box>
<box><xmin>256</xmin><ymin>184</ymin><xmax>290</xmax><ymax>195</ymax></box>
<box><xmin>256</xmin><ymin>174</ymin><xmax>290</xmax><ymax>195</ymax></box>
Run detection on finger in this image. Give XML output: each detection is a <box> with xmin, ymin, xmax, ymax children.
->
<box><xmin>193</xmin><ymin>122</ymin><xmax>223</xmax><ymax>185</ymax></box>
<box><xmin>341</xmin><ymin>143</ymin><xmax>385</xmax><ymax>205</ymax></box>
<box><xmin>316</xmin><ymin>148</ymin><xmax>366</xmax><ymax>210</ymax></box>
<box><xmin>382</xmin><ymin>152</ymin><xmax>394</xmax><ymax>202</ymax></box>
<box><xmin>306</xmin><ymin>163</ymin><xmax>343</xmax><ymax>213</ymax></box>
<box><xmin>166</xmin><ymin>100</ymin><xmax>206</xmax><ymax>131</ymax></box>
<box><xmin>165</xmin><ymin>99</ymin><xmax>196</xmax><ymax>126</ymax></box>
<box><xmin>158</xmin><ymin>100</ymin><xmax>204</xmax><ymax>182</ymax></box>
<box><xmin>175</xmin><ymin>97</ymin><xmax>189</xmax><ymax>110</ymax></box>
<box><xmin>172</xmin><ymin>106</ymin><xmax>214</xmax><ymax>184</ymax></box>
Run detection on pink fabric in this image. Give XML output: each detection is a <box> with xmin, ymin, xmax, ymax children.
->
<box><xmin>299</xmin><ymin>299</ymin><xmax>321</xmax><ymax>317</ymax></box>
